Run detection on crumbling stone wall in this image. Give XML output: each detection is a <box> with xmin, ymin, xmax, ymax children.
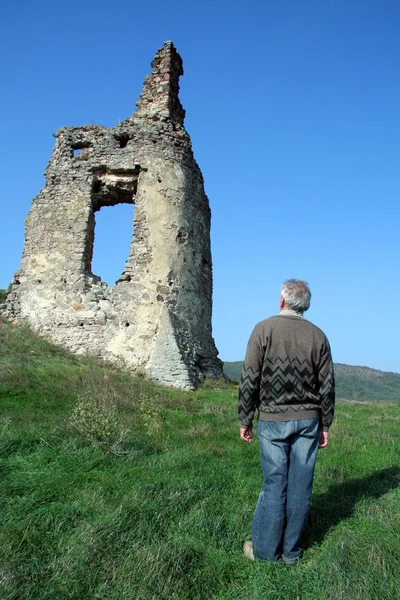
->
<box><xmin>3</xmin><ymin>41</ymin><xmax>222</xmax><ymax>388</ymax></box>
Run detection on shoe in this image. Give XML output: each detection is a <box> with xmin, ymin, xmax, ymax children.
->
<box><xmin>243</xmin><ymin>541</ymin><xmax>255</xmax><ymax>561</ymax></box>
<box><xmin>281</xmin><ymin>554</ymin><xmax>301</xmax><ymax>566</ymax></box>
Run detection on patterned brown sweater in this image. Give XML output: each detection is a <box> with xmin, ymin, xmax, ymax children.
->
<box><xmin>238</xmin><ymin>312</ymin><xmax>335</xmax><ymax>432</ymax></box>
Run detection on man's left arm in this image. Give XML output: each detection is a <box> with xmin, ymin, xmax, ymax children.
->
<box><xmin>318</xmin><ymin>339</ymin><xmax>335</xmax><ymax>448</ymax></box>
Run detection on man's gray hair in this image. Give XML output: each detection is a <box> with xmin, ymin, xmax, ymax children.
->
<box><xmin>281</xmin><ymin>279</ymin><xmax>311</xmax><ymax>313</ymax></box>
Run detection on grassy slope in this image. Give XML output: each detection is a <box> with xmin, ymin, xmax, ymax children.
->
<box><xmin>1</xmin><ymin>323</ymin><xmax>399</xmax><ymax>600</ymax></box>
<box><xmin>224</xmin><ymin>361</ymin><xmax>400</xmax><ymax>402</ymax></box>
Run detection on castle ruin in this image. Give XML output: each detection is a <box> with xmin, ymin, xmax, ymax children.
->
<box><xmin>3</xmin><ymin>41</ymin><xmax>222</xmax><ymax>388</ymax></box>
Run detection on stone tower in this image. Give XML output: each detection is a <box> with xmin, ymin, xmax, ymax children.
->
<box><xmin>3</xmin><ymin>41</ymin><xmax>222</xmax><ymax>388</ymax></box>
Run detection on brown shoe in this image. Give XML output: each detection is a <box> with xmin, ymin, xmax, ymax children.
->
<box><xmin>243</xmin><ymin>541</ymin><xmax>255</xmax><ymax>561</ymax></box>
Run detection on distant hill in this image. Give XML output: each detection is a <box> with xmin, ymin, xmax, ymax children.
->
<box><xmin>223</xmin><ymin>361</ymin><xmax>400</xmax><ymax>402</ymax></box>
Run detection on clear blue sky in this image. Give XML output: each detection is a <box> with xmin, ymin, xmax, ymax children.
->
<box><xmin>1</xmin><ymin>0</ymin><xmax>399</xmax><ymax>373</ymax></box>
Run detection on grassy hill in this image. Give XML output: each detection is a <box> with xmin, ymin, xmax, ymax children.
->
<box><xmin>224</xmin><ymin>361</ymin><xmax>400</xmax><ymax>402</ymax></box>
<box><xmin>1</xmin><ymin>322</ymin><xmax>399</xmax><ymax>599</ymax></box>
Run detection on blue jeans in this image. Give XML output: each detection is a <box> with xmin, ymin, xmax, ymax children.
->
<box><xmin>252</xmin><ymin>418</ymin><xmax>319</xmax><ymax>561</ymax></box>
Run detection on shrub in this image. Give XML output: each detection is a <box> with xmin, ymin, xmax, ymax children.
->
<box><xmin>69</xmin><ymin>390</ymin><xmax>129</xmax><ymax>454</ymax></box>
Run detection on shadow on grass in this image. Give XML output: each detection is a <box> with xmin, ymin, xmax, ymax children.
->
<box><xmin>304</xmin><ymin>466</ymin><xmax>400</xmax><ymax>548</ymax></box>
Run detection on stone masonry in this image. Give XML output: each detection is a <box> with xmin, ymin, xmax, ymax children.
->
<box><xmin>3</xmin><ymin>41</ymin><xmax>222</xmax><ymax>388</ymax></box>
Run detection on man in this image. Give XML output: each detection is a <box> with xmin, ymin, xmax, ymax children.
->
<box><xmin>238</xmin><ymin>279</ymin><xmax>335</xmax><ymax>565</ymax></box>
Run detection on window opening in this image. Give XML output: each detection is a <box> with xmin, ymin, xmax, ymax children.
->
<box><xmin>91</xmin><ymin>204</ymin><xmax>134</xmax><ymax>286</ymax></box>
<box><xmin>116</xmin><ymin>135</ymin><xmax>129</xmax><ymax>148</ymax></box>
<box><xmin>72</xmin><ymin>142</ymin><xmax>92</xmax><ymax>158</ymax></box>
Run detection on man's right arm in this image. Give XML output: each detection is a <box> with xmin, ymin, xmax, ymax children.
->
<box><xmin>238</xmin><ymin>323</ymin><xmax>265</xmax><ymax>439</ymax></box>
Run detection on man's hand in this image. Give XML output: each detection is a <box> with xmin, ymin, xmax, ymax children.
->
<box><xmin>319</xmin><ymin>430</ymin><xmax>329</xmax><ymax>449</ymax></box>
<box><xmin>240</xmin><ymin>426</ymin><xmax>253</xmax><ymax>443</ymax></box>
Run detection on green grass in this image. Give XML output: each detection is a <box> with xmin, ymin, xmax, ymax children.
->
<box><xmin>1</xmin><ymin>323</ymin><xmax>399</xmax><ymax>599</ymax></box>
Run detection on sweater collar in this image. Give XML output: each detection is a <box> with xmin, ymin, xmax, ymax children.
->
<box><xmin>279</xmin><ymin>309</ymin><xmax>304</xmax><ymax>318</ymax></box>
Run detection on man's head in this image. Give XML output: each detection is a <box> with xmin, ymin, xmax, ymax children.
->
<box><xmin>280</xmin><ymin>279</ymin><xmax>311</xmax><ymax>314</ymax></box>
